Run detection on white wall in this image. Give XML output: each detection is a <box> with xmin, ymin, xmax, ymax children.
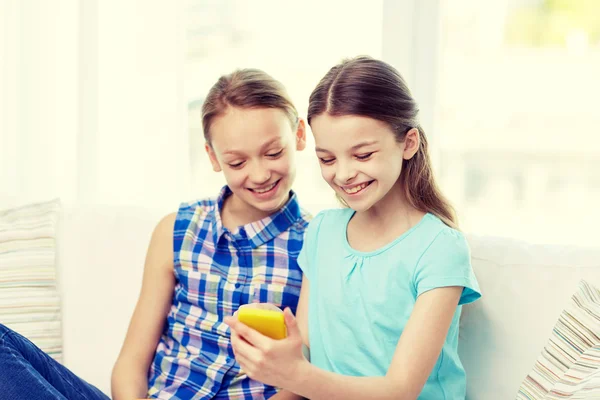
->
<box><xmin>382</xmin><ymin>0</ymin><xmax>441</xmax><ymax>153</ymax></box>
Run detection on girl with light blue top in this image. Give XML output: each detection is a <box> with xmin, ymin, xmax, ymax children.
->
<box><xmin>226</xmin><ymin>56</ymin><xmax>482</xmax><ymax>400</ymax></box>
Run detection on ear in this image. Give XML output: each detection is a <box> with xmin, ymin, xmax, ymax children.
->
<box><xmin>205</xmin><ymin>142</ymin><xmax>222</xmax><ymax>172</ymax></box>
<box><xmin>402</xmin><ymin>128</ymin><xmax>420</xmax><ymax>160</ymax></box>
<box><xmin>295</xmin><ymin>119</ymin><xmax>307</xmax><ymax>151</ymax></box>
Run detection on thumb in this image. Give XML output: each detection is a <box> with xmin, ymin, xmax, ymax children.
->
<box><xmin>283</xmin><ymin>307</ymin><xmax>300</xmax><ymax>338</ymax></box>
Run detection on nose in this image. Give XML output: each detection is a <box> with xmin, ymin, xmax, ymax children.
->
<box><xmin>335</xmin><ymin>160</ymin><xmax>357</xmax><ymax>184</ymax></box>
<box><xmin>248</xmin><ymin>160</ymin><xmax>271</xmax><ymax>184</ymax></box>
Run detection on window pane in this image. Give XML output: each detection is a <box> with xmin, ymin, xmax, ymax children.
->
<box><xmin>438</xmin><ymin>0</ymin><xmax>600</xmax><ymax>246</ymax></box>
<box><xmin>186</xmin><ymin>0</ymin><xmax>383</xmax><ymax>213</ymax></box>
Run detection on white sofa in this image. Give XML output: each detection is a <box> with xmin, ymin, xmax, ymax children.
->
<box><xmin>55</xmin><ymin>205</ymin><xmax>600</xmax><ymax>399</ymax></box>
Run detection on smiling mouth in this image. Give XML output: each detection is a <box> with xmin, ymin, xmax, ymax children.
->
<box><xmin>249</xmin><ymin>180</ymin><xmax>279</xmax><ymax>194</ymax></box>
<box><xmin>341</xmin><ymin>181</ymin><xmax>373</xmax><ymax>195</ymax></box>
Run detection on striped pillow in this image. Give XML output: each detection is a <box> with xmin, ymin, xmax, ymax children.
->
<box><xmin>517</xmin><ymin>280</ymin><xmax>600</xmax><ymax>399</ymax></box>
<box><xmin>0</xmin><ymin>199</ymin><xmax>62</xmax><ymax>361</ymax></box>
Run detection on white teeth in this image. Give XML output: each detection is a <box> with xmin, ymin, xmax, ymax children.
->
<box><xmin>253</xmin><ymin>181</ymin><xmax>277</xmax><ymax>193</ymax></box>
<box><xmin>343</xmin><ymin>182</ymin><xmax>369</xmax><ymax>194</ymax></box>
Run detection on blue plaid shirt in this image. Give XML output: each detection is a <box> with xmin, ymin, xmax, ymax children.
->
<box><xmin>147</xmin><ymin>186</ymin><xmax>310</xmax><ymax>399</ymax></box>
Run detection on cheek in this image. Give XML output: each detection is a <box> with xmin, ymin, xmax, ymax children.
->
<box><xmin>387</xmin><ymin>149</ymin><xmax>404</xmax><ymax>168</ymax></box>
<box><xmin>371</xmin><ymin>156</ymin><xmax>401</xmax><ymax>176</ymax></box>
<box><xmin>319</xmin><ymin>165</ymin><xmax>335</xmax><ymax>182</ymax></box>
<box><xmin>271</xmin><ymin>156</ymin><xmax>294</xmax><ymax>176</ymax></box>
<box><xmin>391</xmin><ymin>155</ymin><xmax>405</xmax><ymax>174</ymax></box>
<box><xmin>221</xmin><ymin>169</ymin><xmax>246</xmax><ymax>187</ymax></box>
<box><xmin>382</xmin><ymin>159</ymin><xmax>404</xmax><ymax>183</ymax></box>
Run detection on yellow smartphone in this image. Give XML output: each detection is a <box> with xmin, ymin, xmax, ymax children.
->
<box><xmin>237</xmin><ymin>308</ymin><xmax>287</xmax><ymax>340</ymax></box>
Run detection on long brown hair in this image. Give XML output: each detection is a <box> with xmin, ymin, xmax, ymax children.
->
<box><xmin>307</xmin><ymin>56</ymin><xmax>457</xmax><ymax>228</ymax></box>
<box><xmin>202</xmin><ymin>68</ymin><xmax>298</xmax><ymax>142</ymax></box>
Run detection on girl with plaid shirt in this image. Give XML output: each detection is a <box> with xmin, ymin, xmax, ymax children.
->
<box><xmin>0</xmin><ymin>68</ymin><xmax>310</xmax><ymax>400</ymax></box>
<box><xmin>112</xmin><ymin>69</ymin><xmax>311</xmax><ymax>399</ymax></box>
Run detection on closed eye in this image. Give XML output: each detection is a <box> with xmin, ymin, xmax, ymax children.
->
<box><xmin>228</xmin><ymin>161</ymin><xmax>245</xmax><ymax>168</ymax></box>
<box><xmin>266</xmin><ymin>149</ymin><xmax>284</xmax><ymax>158</ymax></box>
<box><xmin>356</xmin><ymin>152</ymin><xmax>374</xmax><ymax>160</ymax></box>
<box><xmin>319</xmin><ymin>157</ymin><xmax>335</xmax><ymax>165</ymax></box>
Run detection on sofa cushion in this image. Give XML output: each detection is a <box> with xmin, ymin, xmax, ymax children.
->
<box><xmin>516</xmin><ymin>280</ymin><xmax>600</xmax><ymax>399</ymax></box>
<box><xmin>544</xmin><ymin>348</ymin><xmax>600</xmax><ymax>399</ymax></box>
<box><xmin>460</xmin><ymin>235</ymin><xmax>600</xmax><ymax>400</ymax></box>
<box><xmin>0</xmin><ymin>199</ymin><xmax>62</xmax><ymax>361</ymax></box>
<box><xmin>545</xmin><ymin>358</ymin><xmax>600</xmax><ymax>399</ymax></box>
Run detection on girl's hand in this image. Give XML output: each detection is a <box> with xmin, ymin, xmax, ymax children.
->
<box><xmin>224</xmin><ymin>307</ymin><xmax>308</xmax><ymax>389</ymax></box>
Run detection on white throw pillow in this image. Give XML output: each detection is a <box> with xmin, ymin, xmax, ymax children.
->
<box><xmin>517</xmin><ymin>280</ymin><xmax>600</xmax><ymax>399</ymax></box>
<box><xmin>0</xmin><ymin>199</ymin><xmax>62</xmax><ymax>361</ymax></box>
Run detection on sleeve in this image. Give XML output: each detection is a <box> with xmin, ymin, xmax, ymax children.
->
<box><xmin>296</xmin><ymin>211</ymin><xmax>326</xmax><ymax>282</ymax></box>
<box><xmin>413</xmin><ymin>228</ymin><xmax>481</xmax><ymax>305</ymax></box>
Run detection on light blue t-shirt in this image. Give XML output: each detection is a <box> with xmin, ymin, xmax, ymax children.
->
<box><xmin>298</xmin><ymin>209</ymin><xmax>481</xmax><ymax>400</ymax></box>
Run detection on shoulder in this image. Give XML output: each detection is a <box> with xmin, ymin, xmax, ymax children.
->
<box><xmin>147</xmin><ymin>212</ymin><xmax>177</xmax><ymax>259</ymax></box>
<box><xmin>302</xmin><ymin>208</ymin><xmax>351</xmax><ymax>240</ymax></box>
<box><xmin>174</xmin><ymin>196</ymin><xmax>219</xmax><ymax>225</ymax></box>
<box><xmin>179</xmin><ymin>196</ymin><xmax>218</xmax><ymax>216</ymax></box>
<box><xmin>289</xmin><ymin>207</ymin><xmax>350</xmax><ymax>235</ymax></box>
<box><xmin>155</xmin><ymin>212</ymin><xmax>177</xmax><ymax>233</ymax></box>
<box><xmin>150</xmin><ymin>212</ymin><xmax>177</xmax><ymax>243</ymax></box>
<box><xmin>412</xmin><ymin>215</ymin><xmax>480</xmax><ymax>303</ymax></box>
<box><xmin>314</xmin><ymin>207</ymin><xmax>350</xmax><ymax>226</ymax></box>
<box><xmin>316</xmin><ymin>207</ymin><xmax>352</xmax><ymax>224</ymax></box>
<box><xmin>418</xmin><ymin>215</ymin><xmax>470</xmax><ymax>263</ymax></box>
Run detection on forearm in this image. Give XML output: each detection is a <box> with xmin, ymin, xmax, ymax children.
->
<box><xmin>111</xmin><ymin>359</ymin><xmax>150</xmax><ymax>400</ymax></box>
<box><xmin>289</xmin><ymin>362</ymin><xmax>414</xmax><ymax>400</ymax></box>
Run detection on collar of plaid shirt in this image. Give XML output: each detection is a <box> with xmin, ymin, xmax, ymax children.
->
<box><xmin>210</xmin><ymin>186</ymin><xmax>303</xmax><ymax>249</ymax></box>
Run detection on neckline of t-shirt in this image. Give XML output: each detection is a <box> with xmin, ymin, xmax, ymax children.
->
<box><xmin>343</xmin><ymin>211</ymin><xmax>433</xmax><ymax>257</ymax></box>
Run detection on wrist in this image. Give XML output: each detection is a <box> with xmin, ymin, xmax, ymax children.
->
<box><xmin>286</xmin><ymin>358</ymin><xmax>314</xmax><ymax>397</ymax></box>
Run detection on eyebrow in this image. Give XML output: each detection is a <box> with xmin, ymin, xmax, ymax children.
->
<box><xmin>223</xmin><ymin>138</ymin><xmax>282</xmax><ymax>156</ymax></box>
<box><xmin>315</xmin><ymin>140</ymin><xmax>378</xmax><ymax>153</ymax></box>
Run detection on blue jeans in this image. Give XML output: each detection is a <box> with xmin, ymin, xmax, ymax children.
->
<box><xmin>0</xmin><ymin>323</ymin><xmax>110</xmax><ymax>400</ymax></box>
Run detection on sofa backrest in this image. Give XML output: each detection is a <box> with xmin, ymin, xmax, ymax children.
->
<box><xmin>461</xmin><ymin>234</ymin><xmax>600</xmax><ymax>399</ymax></box>
<box><xmin>54</xmin><ymin>205</ymin><xmax>600</xmax><ymax>398</ymax></box>
<box><xmin>56</xmin><ymin>204</ymin><xmax>163</xmax><ymax>394</ymax></box>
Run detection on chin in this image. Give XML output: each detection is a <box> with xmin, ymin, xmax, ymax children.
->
<box><xmin>250</xmin><ymin>193</ymin><xmax>290</xmax><ymax>213</ymax></box>
<box><xmin>340</xmin><ymin>194</ymin><xmax>376</xmax><ymax>213</ymax></box>
<box><xmin>347</xmin><ymin>203</ymin><xmax>371</xmax><ymax>213</ymax></box>
<box><xmin>253</xmin><ymin>201</ymin><xmax>282</xmax><ymax>212</ymax></box>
